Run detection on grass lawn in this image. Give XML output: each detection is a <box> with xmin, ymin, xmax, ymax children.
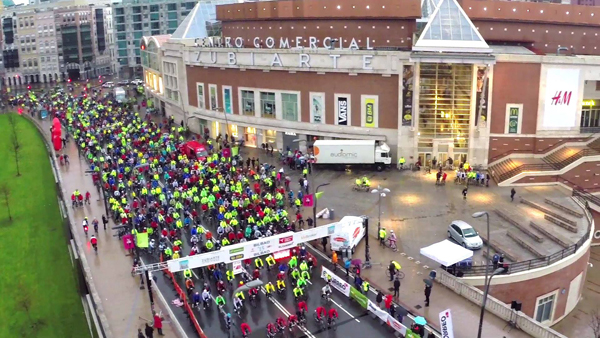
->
<box><xmin>0</xmin><ymin>114</ymin><xmax>90</xmax><ymax>337</ymax></box>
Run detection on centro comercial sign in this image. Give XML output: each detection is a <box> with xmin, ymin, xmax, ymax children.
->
<box><xmin>196</xmin><ymin>36</ymin><xmax>378</xmax><ymax>50</ymax></box>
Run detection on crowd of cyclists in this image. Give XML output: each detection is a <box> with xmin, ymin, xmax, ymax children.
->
<box><xmin>9</xmin><ymin>85</ymin><xmax>344</xmax><ymax>337</ymax></box>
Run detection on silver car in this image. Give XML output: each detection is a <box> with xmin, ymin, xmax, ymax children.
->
<box><xmin>448</xmin><ymin>221</ymin><xmax>483</xmax><ymax>250</ymax></box>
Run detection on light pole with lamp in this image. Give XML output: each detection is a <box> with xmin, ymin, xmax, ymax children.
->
<box><xmin>472</xmin><ymin>211</ymin><xmax>490</xmax><ymax>287</ymax></box>
<box><xmin>312</xmin><ymin>182</ymin><xmax>330</xmax><ymax>227</ymax></box>
<box><xmin>477</xmin><ymin>267</ymin><xmax>504</xmax><ymax>338</ymax></box>
<box><xmin>371</xmin><ymin>185</ymin><xmax>391</xmax><ymax>236</ymax></box>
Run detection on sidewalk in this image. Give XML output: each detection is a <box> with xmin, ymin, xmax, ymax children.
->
<box><xmin>34</xmin><ymin>117</ymin><xmax>179</xmax><ymax>338</ymax></box>
<box><xmin>353</xmin><ymin>237</ymin><xmax>530</xmax><ymax>338</ymax></box>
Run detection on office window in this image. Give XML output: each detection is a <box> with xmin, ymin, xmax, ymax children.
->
<box><xmin>282</xmin><ymin>93</ymin><xmax>298</xmax><ymax>121</ymax></box>
<box><xmin>150</xmin><ymin>13</ymin><xmax>159</xmax><ymax>20</ymax></box>
<box><xmin>168</xmin><ymin>21</ymin><xmax>178</xmax><ymax>29</ymax></box>
<box><xmin>116</xmin><ymin>24</ymin><xmax>125</xmax><ymax>32</ymax></box>
<box><xmin>150</xmin><ymin>5</ymin><xmax>159</xmax><ymax>12</ymax></box>
<box><xmin>117</xmin><ymin>41</ymin><xmax>127</xmax><ymax>49</ymax></box>
<box><xmin>115</xmin><ymin>7</ymin><xmax>124</xmax><ymax>15</ymax></box>
<box><xmin>535</xmin><ymin>294</ymin><xmax>555</xmax><ymax>323</ymax></box>
<box><xmin>241</xmin><ymin>90</ymin><xmax>255</xmax><ymax>116</ymax></box>
<box><xmin>151</xmin><ymin>22</ymin><xmax>159</xmax><ymax>29</ymax></box>
<box><xmin>133</xmin><ymin>14</ymin><xmax>142</xmax><ymax>22</ymax></box>
<box><xmin>168</xmin><ymin>3</ymin><xmax>177</xmax><ymax>10</ymax></box>
<box><xmin>118</xmin><ymin>49</ymin><xmax>128</xmax><ymax>57</ymax></box>
<box><xmin>134</xmin><ymin>23</ymin><xmax>142</xmax><ymax>31</ymax></box>
<box><xmin>260</xmin><ymin>92</ymin><xmax>276</xmax><ymax>118</ymax></box>
<box><xmin>197</xmin><ymin>83</ymin><xmax>205</xmax><ymax>109</ymax></box>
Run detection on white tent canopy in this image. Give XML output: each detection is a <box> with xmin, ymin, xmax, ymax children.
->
<box><xmin>420</xmin><ymin>240</ymin><xmax>473</xmax><ymax>266</ymax></box>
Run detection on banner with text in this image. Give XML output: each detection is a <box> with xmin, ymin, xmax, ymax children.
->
<box><xmin>311</xmin><ymin>93</ymin><xmax>324</xmax><ymax>123</ymax></box>
<box><xmin>321</xmin><ymin>266</ymin><xmax>351</xmax><ymax>297</ymax></box>
<box><xmin>337</xmin><ymin>97</ymin><xmax>349</xmax><ymax>125</ymax></box>
<box><xmin>439</xmin><ymin>309</ymin><xmax>455</xmax><ymax>338</ymax></box>
<box><xmin>402</xmin><ymin>65</ymin><xmax>414</xmax><ymax>126</ymax></box>
<box><xmin>365</xmin><ymin>98</ymin><xmax>375</xmax><ymax>128</ymax></box>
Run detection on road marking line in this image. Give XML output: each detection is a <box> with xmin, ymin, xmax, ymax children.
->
<box><xmin>261</xmin><ymin>287</ymin><xmax>316</xmax><ymax>338</ymax></box>
<box><xmin>331</xmin><ymin>298</ymin><xmax>360</xmax><ymax>323</ymax></box>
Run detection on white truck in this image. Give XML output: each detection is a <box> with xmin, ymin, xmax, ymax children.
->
<box><xmin>313</xmin><ymin>139</ymin><xmax>392</xmax><ymax>171</ymax></box>
<box><xmin>114</xmin><ymin>87</ymin><xmax>126</xmax><ymax>103</ymax></box>
<box><xmin>330</xmin><ymin>216</ymin><xmax>366</xmax><ymax>254</ymax></box>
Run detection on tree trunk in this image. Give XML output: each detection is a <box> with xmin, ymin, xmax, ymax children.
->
<box><xmin>5</xmin><ymin>200</ymin><xmax>11</xmax><ymax>220</ymax></box>
<box><xmin>14</xmin><ymin>149</ymin><xmax>21</xmax><ymax>176</ymax></box>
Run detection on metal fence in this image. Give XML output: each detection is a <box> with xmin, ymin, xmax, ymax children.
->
<box><xmin>455</xmin><ymin>191</ymin><xmax>594</xmax><ymax>277</ymax></box>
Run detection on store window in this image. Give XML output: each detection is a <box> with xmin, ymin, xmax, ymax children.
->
<box><xmin>581</xmin><ymin>100</ymin><xmax>600</xmax><ymax>129</ymax></box>
<box><xmin>229</xmin><ymin>125</ymin><xmax>239</xmax><ymax>139</ymax></box>
<box><xmin>282</xmin><ymin>93</ymin><xmax>299</xmax><ymax>121</ymax></box>
<box><xmin>265</xmin><ymin>130</ymin><xmax>277</xmax><ymax>145</ymax></box>
<box><xmin>245</xmin><ymin>127</ymin><xmax>257</xmax><ymax>147</ymax></box>
<box><xmin>242</xmin><ymin>90</ymin><xmax>255</xmax><ymax>115</ymax></box>
<box><xmin>535</xmin><ymin>293</ymin><xmax>555</xmax><ymax>323</ymax></box>
<box><xmin>261</xmin><ymin>92</ymin><xmax>276</xmax><ymax>118</ymax></box>
<box><xmin>196</xmin><ymin>83</ymin><xmax>205</xmax><ymax>109</ymax></box>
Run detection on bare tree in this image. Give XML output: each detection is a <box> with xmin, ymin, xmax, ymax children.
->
<box><xmin>0</xmin><ymin>183</ymin><xmax>11</xmax><ymax>221</ymax></box>
<box><xmin>8</xmin><ymin>114</ymin><xmax>22</xmax><ymax>176</ymax></box>
<box><xmin>16</xmin><ymin>281</ymin><xmax>33</xmax><ymax>324</ymax></box>
<box><xmin>591</xmin><ymin>310</ymin><xmax>600</xmax><ymax>338</ymax></box>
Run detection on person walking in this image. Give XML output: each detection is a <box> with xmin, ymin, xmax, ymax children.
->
<box><xmin>102</xmin><ymin>214</ymin><xmax>108</xmax><ymax>230</ymax></box>
<box><xmin>138</xmin><ymin>329</ymin><xmax>146</xmax><ymax>338</ymax></box>
<box><xmin>424</xmin><ymin>284</ymin><xmax>432</xmax><ymax>307</ymax></box>
<box><xmin>393</xmin><ymin>277</ymin><xmax>401</xmax><ymax>298</ymax></box>
<box><xmin>344</xmin><ymin>259</ymin><xmax>351</xmax><ymax>278</ymax></box>
<box><xmin>321</xmin><ymin>236</ymin><xmax>328</xmax><ymax>253</ymax></box>
<box><xmin>153</xmin><ymin>312</ymin><xmax>164</xmax><ymax>336</ymax></box>
<box><xmin>145</xmin><ymin>323</ymin><xmax>154</xmax><ymax>338</ymax></box>
<box><xmin>376</xmin><ymin>290</ymin><xmax>384</xmax><ymax>308</ymax></box>
<box><xmin>331</xmin><ymin>251</ymin><xmax>338</xmax><ymax>271</ymax></box>
<box><xmin>462</xmin><ymin>187</ymin><xmax>468</xmax><ymax>200</ymax></box>
<box><xmin>510</xmin><ymin>188</ymin><xmax>516</xmax><ymax>202</ymax></box>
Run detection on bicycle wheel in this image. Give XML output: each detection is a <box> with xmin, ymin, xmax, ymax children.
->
<box><xmin>385</xmin><ymin>270</ymin><xmax>391</xmax><ymax>278</ymax></box>
<box><xmin>397</xmin><ymin>271</ymin><xmax>405</xmax><ymax>279</ymax></box>
<box><xmin>330</xmin><ymin>319</ymin><xmax>337</xmax><ymax>331</ymax></box>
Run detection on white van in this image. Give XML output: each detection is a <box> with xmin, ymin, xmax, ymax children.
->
<box><xmin>330</xmin><ymin>216</ymin><xmax>366</xmax><ymax>253</ymax></box>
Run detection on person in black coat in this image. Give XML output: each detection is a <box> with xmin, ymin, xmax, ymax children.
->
<box><xmin>376</xmin><ymin>290</ymin><xmax>384</xmax><ymax>308</ymax></box>
<box><xmin>393</xmin><ymin>278</ymin><xmax>401</xmax><ymax>298</ymax></box>
<box><xmin>424</xmin><ymin>284</ymin><xmax>432</xmax><ymax>307</ymax></box>
<box><xmin>145</xmin><ymin>323</ymin><xmax>154</xmax><ymax>338</ymax></box>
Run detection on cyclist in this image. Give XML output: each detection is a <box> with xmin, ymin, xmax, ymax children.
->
<box><xmin>265</xmin><ymin>282</ymin><xmax>275</xmax><ymax>297</ymax></box>
<box><xmin>388</xmin><ymin>229</ymin><xmax>397</xmax><ymax>250</ymax></box>
<box><xmin>297</xmin><ymin>275</ymin><xmax>307</xmax><ymax>289</ymax></box>
<box><xmin>215</xmin><ymin>294</ymin><xmax>226</xmax><ymax>308</ymax></box>
<box><xmin>300</xmin><ymin>269</ymin><xmax>310</xmax><ymax>282</ymax></box>
<box><xmin>192</xmin><ymin>291</ymin><xmax>201</xmax><ymax>308</ymax></box>
<box><xmin>201</xmin><ymin>289</ymin><xmax>211</xmax><ymax>309</ymax></box>
<box><xmin>235</xmin><ymin>290</ymin><xmax>245</xmax><ymax>304</ymax></box>
<box><xmin>288</xmin><ymin>313</ymin><xmax>298</xmax><ymax>330</ymax></box>
<box><xmin>276</xmin><ymin>316</ymin><xmax>287</xmax><ymax>331</ymax></box>
<box><xmin>328</xmin><ymin>308</ymin><xmax>339</xmax><ymax>328</ymax></box>
<box><xmin>82</xmin><ymin>217</ymin><xmax>89</xmax><ymax>231</ymax></box>
<box><xmin>90</xmin><ymin>235</ymin><xmax>98</xmax><ymax>252</ymax></box>
<box><xmin>266</xmin><ymin>322</ymin><xmax>277</xmax><ymax>337</ymax></box>
<box><xmin>248</xmin><ymin>287</ymin><xmax>259</xmax><ymax>304</ymax></box>
<box><xmin>266</xmin><ymin>255</ymin><xmax>276</xmax><ymax>271</ymax></box>
<box><xmin>92</xmin><ymin>218</ymin><xmax>99</xmax><ymax>232</ymax></box>
<box><xmin>298</xmin><ymin>300</ymin><xmax>308</xmax><ymax>318</ymax></box>
<box><xmin>321</xmin><ymin>284</ymin><xmax>332</xmax><ymax>299</ymax></box>
<box><xmin>224</xmin><ymin>313</ymin><xmax>232</xmax><ymax>329</ymax></box>
<box><xmin>315</xmin><ymin>306</ymin><xmax>326</xmax><ymax>322</ymax></box>
<box><xmin>185</xmin><ymin>278</ymin><xmax>194</xmax><ymax>296</ymax></box>
<box><xmin>85</xmin><ymin>191</ymin><xmax>91</xmax><ymax>204</ymax></box>
<box><xmin>277</xmin><ymin>279</ymin><xmax>286</xmax><ymax>293</ymax></box>
<box><xmin>291</xmin><ymin>267</ymin><xmax>300</xmax><ymax>281</ymax></box>
<box><xmin>240</xmin><ymin>322</ymin><xmax>251</xmax><ymax>338</ymax></box>
<box><xmin>216</xmin><ymin>279</ymin><xmax>226</xmax><ymax>295</ymax></box>
<box><xmin>293</xmin><ymin>286</ymin><xmax>303</xmax><ymax>301</ymax></box>
<box><xmin>233</xmin><ymin>294</ymin><xmax>244</xmax><ymax>312</ymax></box>
<box><xmin>277</xmin><ymin>269</ymin><xmax>286</xmax><ymax>281</ymax></box>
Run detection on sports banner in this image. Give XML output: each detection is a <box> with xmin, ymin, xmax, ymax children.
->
<box><xmin>321</xmin><ymin>266</ymin><xmax>351</xmax><ymax>297</ymax></box>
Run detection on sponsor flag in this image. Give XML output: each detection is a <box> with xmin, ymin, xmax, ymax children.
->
<box><xmin>315</xmin><ymin>191</ymin><xmax>324</xmax><ymax>199</ymax></box>
<box><xmin>136</xmin><ymin>232</ymin><xmax>149</xmax><ymax>248</ymax></box>
<box><xmin>232</xmin><ymin>146</ymin><xmax>239</xmax><ymax>157</ymax></box>
<box><xmin>439</xmin><ymin>309</ymin><xmax>455</xmax><ymax>338</ymax></box>
<box><xmin>122</xmin><ymin>234</ymin><xmax>135</xmax><ymax>250</ymax></box>
<box><xmin>303</xmin><ymin>194</ymin><xmax>314</xmax><ymax>207</ymax></box>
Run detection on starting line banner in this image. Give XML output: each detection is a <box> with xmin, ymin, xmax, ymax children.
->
<box><xmin>167</xmin><ymin>219</ymin><xmax>361</xmax><ymax>272</ymax></box>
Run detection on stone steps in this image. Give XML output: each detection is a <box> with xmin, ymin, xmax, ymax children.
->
<box><xmin>520</xmin><ymin>198</ymin><xmax>577</xmax><ymax>226</ymax></box>
<box><xmin>479</xmin><ymin>231</ymin><xmax>522</xmax><ymax>262</ymax></box>
<box><xmin>544</xmin><ymin>214</ymin><xmax>578</xmax><ymax>233</ymax></box>
<box><xmin>529</xmin><ymin>222</ymin><xmax>571</xmax><ymax>248</ymax></box>
<box><xmin>544</xmin><ymin>199</ymin><xmax>584</xmax><ymax>218</ymax></box>
<box><xmin>507</xmin><ymin>231</ymin><xmax>546</xmax><ymax>258</ymax></box>
<box><xmin>494</xmin><ymin>209</ymin><xmax>544</xmax><ymax>243</ymax></box>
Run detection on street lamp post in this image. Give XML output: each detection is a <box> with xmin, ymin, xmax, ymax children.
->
<box><xmin>472</xmin><ymin>211</ymin><xmax>490</xmax><ymax>287</ymax></box>
<box><xmin>312</xmin><ymin>182</ymin><xmax>330</xmax><ymax>227</ymax></box>
<box><xmin>371</xmin><ymin>185</ymin><xmax>391</xmax><ymax>236</ymax></box>
<box><xmin>477</xmin><ymin>267</ymin><xmax>504</xmax><ymax>338</ymax></box>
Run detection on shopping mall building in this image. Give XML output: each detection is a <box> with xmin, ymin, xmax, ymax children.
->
<box><xmin>142</xmin><ymin>0</ymin><xmax>600</xmax><ymax>188</ymax></box>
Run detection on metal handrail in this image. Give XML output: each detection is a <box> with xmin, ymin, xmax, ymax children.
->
<box><xmin>456</xmin><ymin>189</ymin><xmax>596</xmax><ymax>277</ymax></box>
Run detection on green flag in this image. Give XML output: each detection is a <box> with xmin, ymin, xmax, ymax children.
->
<box><xmin>315</xmin><ymin>191</ymin><xmax>324</xmax><ymax>199</ymax></box>
<box><xmin>232</xmin><ymin>146</ymin><xmax>239</xmax><ymax>157</ymax></box>
<box><xmin>136</xmin><ymin>232</ymin><xmax>149</xmax><ymax>248</ymax></box>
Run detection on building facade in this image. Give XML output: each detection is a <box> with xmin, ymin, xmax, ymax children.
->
<box><xmin>1</xmin><ymin>0</ymin><xmax>113</xmax><ymax>86</ymax></box>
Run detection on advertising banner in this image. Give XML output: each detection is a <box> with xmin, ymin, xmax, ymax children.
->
<box><xmin>439</xmin><ymin>309</ymin><xmax>455</xmax><ymax>338</ymax></box>
<box><xmin>303</xmin><ymin>194</ymin><xmax>314</xmax><ymax>207</ymax></box>
<box><xmin>508</xmin><ymin>107</ymin><xmax>519</xmax><ymax>134</ymax></box>
<box><xmin>350</xmin><ymin>287</ymin><xmax>369</xmax><ymax>309</ymax></box>
<box><xmin>293</xmin><ymin>223</ymin><xmax>338</xmax><ymax>243</ymax></box>
<box><xmin>224</xmin><ymin>87</ymin><xmax>232</xmax><ymax>114</ymax></box>
<box><xmin>365</xmin><ymin>98</ymin><xmax>375</xmax><ymax>128</ymax></box>
<box><xmin>387</xmin><ymin>315</ymin><xmax>408</xmax><ymax>336</ymax></box>
<box><xmin>321</xmin><ymin>266</ymin><xmax>351</xmax><ymax>297</ymax></box>
<box><xmin>543</xmin><ymin>68</ymin><xmax>580</xmax><ymax>128</ymax></box>
<box><xmin>136</xmin><ymin>232</ymin><xmax>149</xmax><ymax>248</ymax></box>
<box><xmin>402</xmin><ymin>65</ymin><xmax>414</xmax><ymax>126</ymax></box>
<box><xmin>122</xmin><ymin>234</ymin><xmax>135</xmax><ymax>250</ymax></box>
<box><xmin>311</xmin><ymin>93</ymin><xmax>324</xmax><ymax>123</ymax></box>
<box><xmin>475</xmin><ymin>66</ymin><xmax>489</xmax><ymax>126</ymax></box>
<box><xmin>367</xmin><ymin>300</ymin><xmax>389</xmax><ymax>320</ymax></box>
<box><xmin>337</xmin><ymin>97</ymin><xmax>348</xmax><ymax>125</ymax></box>
<box><xmin>232</xmin><ymin>260</ymin><xmax>244</xmax><ymax>275</ymax></box>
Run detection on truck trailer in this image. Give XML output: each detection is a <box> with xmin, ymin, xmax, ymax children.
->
<box><xmin>313</xmin><ymin>139</ymin><xmax>391</xmax><ymax>171</ymax></box>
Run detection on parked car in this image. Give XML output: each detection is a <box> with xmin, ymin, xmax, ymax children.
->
<box><xmin>102</xmin><ymin>81</ymin><xmax>114</xmax><ymax>88</ymax></box>
<box><xmin>447</xmin><ymin>220</ymin><xmax>483</xmax><ymax>250</ymax></box>
<box><xmin>131</xmin><ymin>79</ymin><xmax>143</xmax><ymax>85</ymax></box>
<box><xmin>118</xmin><ymin>80</ymin><xmax>129</xmax><ymax>85</ymax></box>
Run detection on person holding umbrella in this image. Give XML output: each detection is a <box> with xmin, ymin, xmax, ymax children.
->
<box><xmin>423</xmin><ymin>279</ymin><xmax>433</xmax><ymax>307</ymax></box>
<box><xmin>412</xmin><ymin>317</ymin><xmax>427</xmax><ymax>336</ymax></box>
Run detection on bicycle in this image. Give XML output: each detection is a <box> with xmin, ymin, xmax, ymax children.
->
<box><xmin>385</xmin><ymin>269</ymin><xmax>405</xmax><ymax>280</ymax></box>
<box><xmin>313</xmin><ymin>312</ymin><xmax>326</xmax><ymax>330</ymax></box>
<box><xmin>386</xmin><ymin>238</ymin><xmax>398</xmax><ymax>252</ymax></box>
<box><xmin>328</xmin><ymin>318</ymin><xmax>337</xmax><ymax>331</ymax></box>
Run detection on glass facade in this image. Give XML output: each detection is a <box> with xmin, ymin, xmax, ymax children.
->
<box><xmin>581</xmin><ymin>101</ymin><xmax>600</xmax><ymax>128</ymax></box>
<box><xmin>260</xmin><ymin>92</ymin><xmax>276</xmax><ymax>118</ymax></box>
<box><xmin>418</xmin><ymin>63</ymin><xmax>473</xmax><ymax>151</ymax></box>
<box><xmin>242</xmin><ymin>90</ymin><xmax>255</xmax><ymax>116</ymax></box>
<box><xmin>282</xmin><ymin>93</ymin><xmax>298</xmax><ymax>121</ymax></box>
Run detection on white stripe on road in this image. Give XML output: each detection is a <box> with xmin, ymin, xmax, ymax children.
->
<box><xmin>259</xmin><ymin>287</ymin><xmax>317</xmax><ymax>338</ymax></box>
<box><xmin>330</xmin><ymin>298</ymin><xmax>360</xmax><ymax>323</ymax></box>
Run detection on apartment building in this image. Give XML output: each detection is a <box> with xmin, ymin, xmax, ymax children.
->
<box><xmin>1</xmin><ymin>0</ymin><xmax>111</xmax><ymax>86</ymax></box>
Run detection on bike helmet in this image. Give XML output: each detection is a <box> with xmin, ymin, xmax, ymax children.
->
<box><xmin>390</xmin><ymin>230</ymin><xmax>394</xmax><ymax>233</ymax></box>
<box><xmin>227</xmin><ymin>313</ymin><xmax>231</xmax><ymax>318</ymax></box>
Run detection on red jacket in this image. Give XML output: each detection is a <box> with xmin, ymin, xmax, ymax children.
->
<box><xmin>153</xmin><ymin>315</ymin><xmax>162</xmax><ymax>329</ymax></box>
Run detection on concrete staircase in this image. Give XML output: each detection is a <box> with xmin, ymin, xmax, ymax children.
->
<box><xmin>488</xmin><ymin>159</ymin><xmax>520</xmax><ymax>183</ymax></box>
